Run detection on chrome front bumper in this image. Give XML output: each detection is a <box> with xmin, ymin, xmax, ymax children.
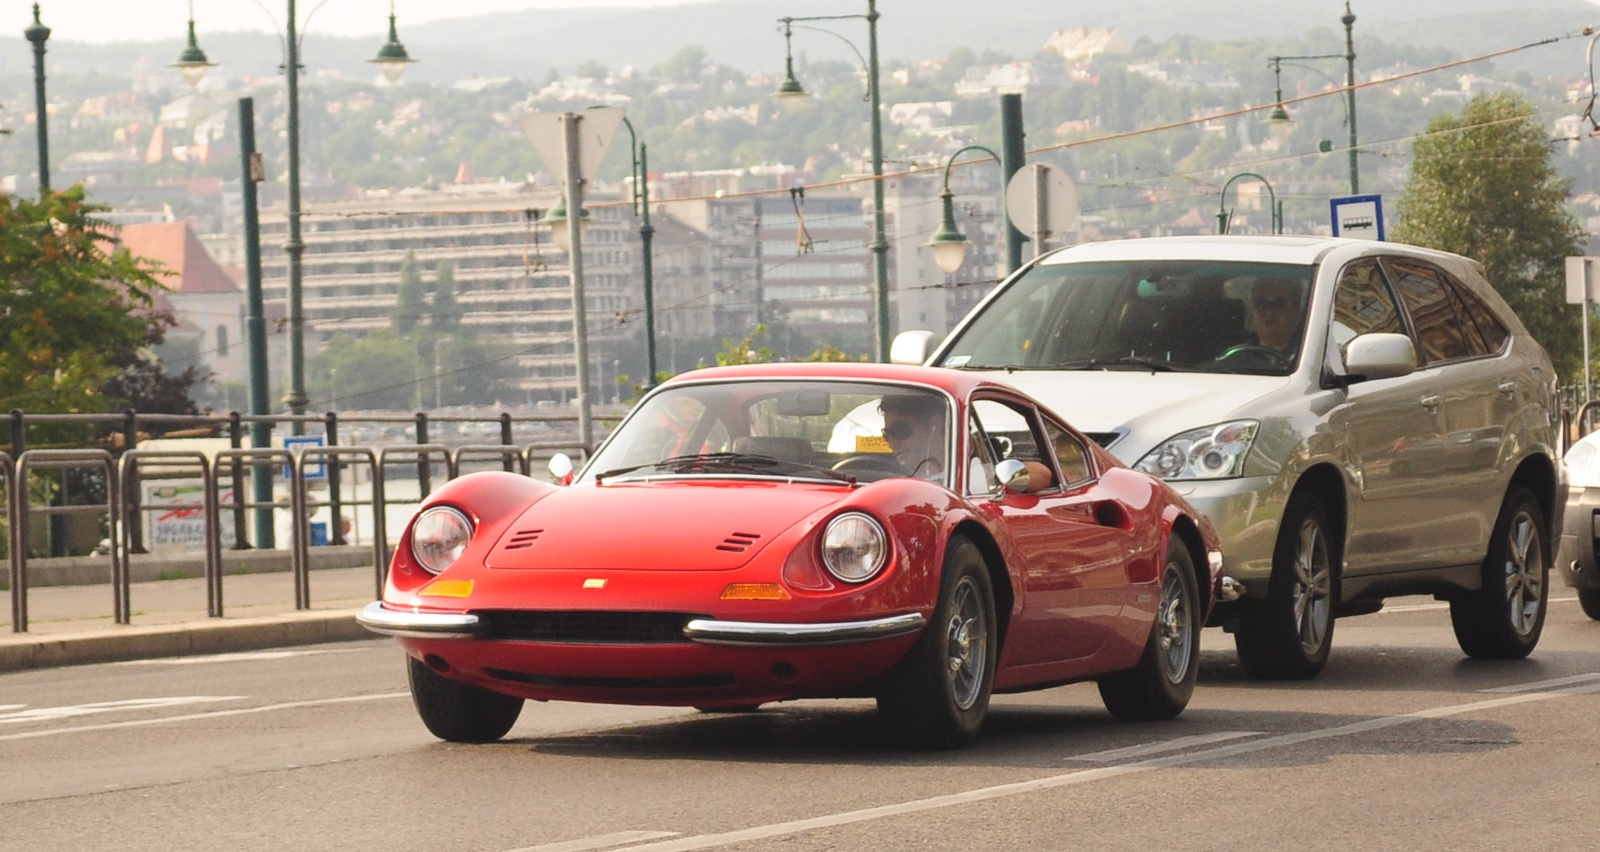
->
<box><xmin>358</xmin><ymin>601</ymin><xmax>927</xmax><ymax>647</ymax></box>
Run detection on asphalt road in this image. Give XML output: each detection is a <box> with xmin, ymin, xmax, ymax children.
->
<box><xmin>4</xmin><ymin>595</ymin><xmax>1598</xmax><ymax>852</ymax></box>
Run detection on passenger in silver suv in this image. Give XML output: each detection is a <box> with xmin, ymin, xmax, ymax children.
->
<box><xmin>894</xmin><ymin>235</ymin><xmax>1562</xmax><ymax>679</ymax></box>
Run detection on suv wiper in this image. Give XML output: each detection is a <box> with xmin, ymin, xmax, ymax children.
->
<box><xmin>1052</xmin><ymin>356</ymin><xmax>1178</xmax><ymax>372</ymax></box>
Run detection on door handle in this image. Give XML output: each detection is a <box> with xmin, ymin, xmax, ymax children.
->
<box><xmin>1497</xmin><ymin>381</ymin><xmax>1517</xmax><ymax>396</ymax></box>
<box><xmin>1420</xmin><ymin>395</ymin><xmax>1441</xmax><ymax>411</ymax></box>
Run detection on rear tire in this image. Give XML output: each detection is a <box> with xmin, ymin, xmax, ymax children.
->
<box><xmin>1098</xmin><ymin>539</ymin><xmax>1200</xmax><ymax>720</ymax></box>
<box><xmin>1234</xmin><ymin>492</ymin><xmax>1337</xmax><ymax>680</ymax></box>
<box><xmin>407</xmin><ymin>656</ymin><xmax>524</xmax><ymax>743</ymax></box>
<box><xmin>876</xmin><ymin>537</ymin><xmax>996</xmax><ymax>750</ymax></box>
<box><xmin>1450</xmin><ymin>486</ymin><xmax>1548</xmax><ymax>659</ymax></box>
<box><xmin>1579</xmin><ymin>588</ymin><xmax>1600</xmax><ymax>622</ymax></box>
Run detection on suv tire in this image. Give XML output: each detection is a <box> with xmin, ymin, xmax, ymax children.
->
<box><xmin>1235</xmin><ymin>492</ymin><xmax>1338</xmax><ymax>680</ymax></box>
<box><xmin>1449</xmin><ymin>486</ymin><xmax>1548</xmax><ymax>659</ymax></box>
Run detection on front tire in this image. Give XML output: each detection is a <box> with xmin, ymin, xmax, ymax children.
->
<box><xmin>1234</xmin><ymin>492</ymin><xmax>1338</xmax><ymax>680</ymax></box>
<box><xmin>1579</xmin><ymin>588</ymin><xmax>1600</xmax><ymax>622</ymax></box>
<box><xmin>1449</xmin><ymin>486</ymin><xmax>1548</xmax><ymax>659</ymax></box>
<box><xmin>876</xmin><ymin>537</ymin><xmax>996</xmax><ymax>749</ymax></box>
<box><xmin>407</xmin><ymin>656</ymin><xmax>524</xmax><ymax>743</ymax></box>
<box><xmin>1098</xmin><ymin>539</ymin><xmax>1201</xmax><ymax>720</ymax></box>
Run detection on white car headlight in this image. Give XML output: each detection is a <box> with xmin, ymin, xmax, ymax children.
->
<box><xmin>1134</xmin><ymin>421</ymin><xmax>1259</xmax><ymax>481</ymax></box>
<box><xmin>821</xmin><ymin>512</ymin><xmax>888</xmax><ymax>583</ymax></box>
<box><xmin>411</xmin><ymin>507</ymin><xmax>474</xmax><ymax>574</ymax></box>
<box><xmin>1564</xmin><ymin>434</ymin><xmax>1600</xmax><ymax>488</ymax></box>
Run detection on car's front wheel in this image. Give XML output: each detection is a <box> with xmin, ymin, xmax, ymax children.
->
<box><xmin>1234</xmin><ymin>492</ymin><xmax>1338</xmax><ymax>680</ymax></box>
<box><xmin>407</xmin><ymin>656</ymin><xmax>524</xmax><ymax>743</ymax></box>
<box><xmin>1449</xmin><ymin>486</ymin><xmax>1548</xmax><ymax>658</ymax></box>
<box><xmin>877</xmin><ymin>537</ymin><xmax>996</xmax><ymax>749</ymax></box>
<box><xmin>1098</xmin><ymin>538</ymin><xmax>1200</xmax><ymax>720</ymax></box>
<box><xmin>1579</xmin><ymin>588</ymin><xmax>1600</xmax><ymax>622</ymax></box>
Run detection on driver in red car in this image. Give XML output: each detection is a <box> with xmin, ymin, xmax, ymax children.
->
<box><xmin>880</xmin><ymin>393</ymin><xmax>948</xmax><ymax>480</ymax></box>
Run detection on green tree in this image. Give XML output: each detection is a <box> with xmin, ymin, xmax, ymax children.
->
<box><xmin>392</xmin><ymin>251</ymin><xmax>424</xmax><ymax>333</ymax></box>
<box><xmin>0</xmin><ymin>187</ymin><xmax>191</xmax><ymax>419</ymax></box>
<box><xmin>431</xmin><ymin>260</ymin><xmax>462</xmax><ymax>332</ymax></box>
<box><xmin>1392</xmin><ymin>92</ymin><xmax>1584</xmax><ymax>377</ymax></box>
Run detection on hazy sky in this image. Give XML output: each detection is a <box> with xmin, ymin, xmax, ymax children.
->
<box><xmin>19</xmin><ymin>1</ymin><xmax>720</xmax><ymax>44</ymax></box>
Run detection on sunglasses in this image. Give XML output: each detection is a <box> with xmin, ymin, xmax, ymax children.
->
<box><xmin>1252</xmin><ymin>297</ymin><xmax>1294</xmax><ymax>311</ymax></box>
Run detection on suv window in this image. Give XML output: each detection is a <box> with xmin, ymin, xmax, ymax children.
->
<box><xmin>1329</xmin><ymin>259</ymin><xmax>1404</xmax><ymax>356</ymax></box>
<box><xmin>1385</xmin><ymin>259</ymin><xmax>1476</xmax><ymax>364</ymax></box>
<box><xmin>1449</xmin><ymin>275</ymin><xmax>1511</xmax><ymax>355</ymax></box>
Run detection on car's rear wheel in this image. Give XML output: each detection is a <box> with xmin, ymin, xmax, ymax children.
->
<box><xmin>876</xmin><ymin>537</ymin><xmax>995</xmax><ymax>749</ymax></box>
<box><xmin>1449</xmin><ymin>486</ymin><xmax>1548</xmax><ymax>658</ymax></box>
<box><xmin>1579</xmin><ymin>588</ymin><xmax>1600</xmax><ymax>622</ymax></box>
<box><xmin>1098</xmin><ymin>539</ymin><xmax>1200</xmax><ymax>720</ymax></box>
<box><xmin>1234</xmin><ymin>492</ymin><xmax>1337</xmax><ymax>680</ymax></box>
<box><xmin>407</xmin><ymin>656</ymin><xmax>524</xmax><ymax>743</ymax></box>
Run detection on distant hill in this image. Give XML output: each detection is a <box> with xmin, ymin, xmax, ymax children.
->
<box><xmin>0</xmin><ymin>0</ymin><xmax>1593</xmax><ymax>86</ymax></box>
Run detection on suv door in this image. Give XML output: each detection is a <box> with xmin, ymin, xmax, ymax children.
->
<box><xmin>1382</xmin><ymin>257</ymin><xmax>1513</xmax><ymax>568</ymax></box>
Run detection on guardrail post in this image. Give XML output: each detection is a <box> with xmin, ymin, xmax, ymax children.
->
<box><xmin>4</xmin><ymin>452</ymin><xmax>21</xmax><ymax>633</ymax></box>
<box><xmin>414</xmin><ymin>411</ymin><xmax>432</xmax><ymax>497</ymax></box>
<box><xmin>500</xmin><ymin>413</ymin><xmax>514</xmax><ymax>472</ymax></box>
<box><xmin>227</xmin><ymin>411</ymin><xmax>249</xmax><ymax>549</ymax></box>
<box><xmin>326</xmin><ymin>411</ymin><xmax>344</xmax><ymax>545</ymax></box>
<box><xmin>122</xmin><ymin>409</ymin><xmax>146</xmax><ymax>555</ymax></box>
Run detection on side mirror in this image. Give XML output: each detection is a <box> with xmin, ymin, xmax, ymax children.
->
<box><xmin>992</xmin><ymin>458</ymin><xmax>1029</xmax><ymax>499</ymax></box>
<box><xmin>890</xmin><ymin>330</ymin><xmax>939</xmax><ymax>365</ymax></box>
<box><xmin>1343</xmin><ymin>332</ymin><xmax>1417</xmax><ymax>382</ymax></box>
<box><xmin>547</xmin><ymin>453</ymin><xmax>575</xmax><ymax>485</ymax></box>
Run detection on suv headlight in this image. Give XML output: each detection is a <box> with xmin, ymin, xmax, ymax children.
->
<box><xmin>1134</xmin><ymin>421</ymin><xmax>1259</xmax><ymax>481</ymax></box>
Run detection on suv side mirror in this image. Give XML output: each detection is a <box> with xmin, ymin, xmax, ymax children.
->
<box><xmin>890</xmin><ymin>330</ymin><xmax>939</xmax><ymax>365</ymax></box>
<box><xmin>1343</xmin><ymin>333</ymin><xmax>1417</xmax><ymax>382</ymax></box>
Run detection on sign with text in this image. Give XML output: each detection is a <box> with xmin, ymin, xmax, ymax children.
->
<box><xmin>1330</xmin><ymin>194</ymin><xmax>1385</xmax><ymax>241</ymax></box>
<box><xmin>284</xmin><ymin>435</ymin><xmax>326</xmax><ymax>480</ymax></box>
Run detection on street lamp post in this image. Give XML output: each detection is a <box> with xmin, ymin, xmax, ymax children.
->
<box><xmin>924</xmin><ymin>145</ymin><xmax>1008</xmax><ymax>275</ymax></box>
<box><xmin>174</xmin><ymin>1</ymin><xmax>414</xmax><ymax>434</ymax></box>
<box><xmin>1217</xmin><ymin>172</ymin><xmax>1281</xmax><ymax>235</ymax></box>
<box><xmin>24</xmin><ymin>3</ymin><xmax>50</xmax><ymax>196</ymax></box>
<box><xmin>775</xmin><ymin>2</ymin><xmax>889</xmax><ymax>362</ymax></box>
<box><xmin>605</xmin><ymin>113</ymin><xmax>659</xmax><ymax>389</ymax></box>
<box><xmin>1265</xmin><ymin>3</ymin><xmax>1359</xmax><ymax>195</ymax></box>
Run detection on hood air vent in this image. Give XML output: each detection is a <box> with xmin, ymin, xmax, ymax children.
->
<box><xmin>504</xmin><ymin>529</ymin><xmax>545</xmax><ymax>550</ymax></box>
<box><xmin>716</xmin><ymin>531</ymin><xmax>761</xmax><ymax>553</ymax></box>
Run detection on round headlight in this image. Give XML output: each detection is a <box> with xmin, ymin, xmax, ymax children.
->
<box><xmin>411</xmin><ymin>507</ymin><xmax>473</xmax><ymax>574</ymax></box>
<box><xmin>821</xmin><ymin>512</ymin><xmax>889</xmax><ymax>583</ymax></box>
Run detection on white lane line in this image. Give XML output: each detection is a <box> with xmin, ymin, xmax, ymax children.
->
<box><xmin>115</xmin><ymin>647</ymin><xmax>371</xmax><ymax>666</ymax></box>
<box><xmin>1377</xmin><ymin>595</ymin><xmax>1579</xmax><ymax>615</ymax></box>
<box><xmin>1479</xmin><ymin>672</ymin><xmax>1600</xmax><ymax>693</ymax></box>
<box><xmin>1068</xmin><ymin>731</ymin><xmax>1263</xmax><ymax>763</ymax></box>
<box><xmin>0</xmin><ymin>696</ymin><xmax>244</xmax><ymax>725</ymax></box>
<box><xmin>0</xmin><ymin>692</ymin><xmax>409</xmax><ymax>742</ymax></box>
<box><xmin>504</xmin><ymin>830</ymin><xmax>680</xmax><ymax>852</ymax></box>
<box><xmin>617</xmin><ymin>680</ymin><xmax>1600</xmax><ymax>852</ymax></box>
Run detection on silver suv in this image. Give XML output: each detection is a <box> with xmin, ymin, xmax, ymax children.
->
<box><xmin>894</xmin><ymin>235</ymin><xmax>1562</xmax><ymax>679</ymax></box>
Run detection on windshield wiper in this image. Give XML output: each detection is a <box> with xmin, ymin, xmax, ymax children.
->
<box><xmin>595</xmin><ymin>452</ymin><xmax>853</xmax><ymax>483</ymax></box>
<box><xmin>1055</xmin><ymin>356</ymin><xmax>1177</xmax><ymax>372</ymax></box>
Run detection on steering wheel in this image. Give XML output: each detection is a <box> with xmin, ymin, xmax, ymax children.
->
<box><xmin>831</xmin><ymin>454</ymin><xmax>905</xmax><ymax>474</ymax></box>
<box><xmin>1217</xmin><ymin>343</ymin><xmax>1288</xmax><ymax>367</ymax></box>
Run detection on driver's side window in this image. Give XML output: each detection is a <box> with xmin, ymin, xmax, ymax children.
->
<box><xmin>1328</xmin><ymin>259</ymin><xmax>1404</xmax><ymax>365</ymax></box>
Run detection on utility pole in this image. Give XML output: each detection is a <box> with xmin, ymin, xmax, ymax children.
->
<box><xmin>1343</xmin><ymin>2</ymin><xmax>1360</xmax><ymax>195</ymax></box>
<box><xmin>239</xmin><ymin>97</ymin><xmax>274</xmax><ymax>549</ymax></box>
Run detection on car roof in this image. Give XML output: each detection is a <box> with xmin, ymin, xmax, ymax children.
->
<box><xmin>1038</xmin><ymin>234</ymin><xmax>1346</xmax><ymax>266</ymax></box>
<box><xmin>660</xmin><ymin>361</ymin><xmax>1006</xmax><ymax>399</ymax></box>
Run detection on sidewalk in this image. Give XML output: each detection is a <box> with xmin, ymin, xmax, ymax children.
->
<box><xmin>0</xmin><ymin>565</ymin><xmax>381</xmax><ymax>673</ymax></box>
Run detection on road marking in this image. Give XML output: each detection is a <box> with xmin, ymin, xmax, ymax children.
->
<box><xmin>0</xmin><ymin>692</ymin><xmax>408</xmax><ymax>742</ymax></box>
<box><xmin>504</xmin><ymin>831</ymin><xmax>680</xmax><ymax>852</ymax></box>
<box><xmin>0</xmin><ymin>696</ymin><xmax>243</xmax><ymax>725</ymax></box>
<box><xmin>1376</xmin><ymin>595</ymin><xmax>1578</xmax><ymax>615</ymax></box>
<box><xmin>614</xmin><ymin>677</ymin><xmax>1600</xmax><ymax>852</ymax></box>
<box><xmin>1068</xmin><ymin>731</ymin><xmax>1263</xmax><ymax>762</ymax></box>
<box><xmin>1480</xmin><ymin>672</ymin><xmax>1600</xmax><ymax>693</ymax></box>
<box><xmin>115</xmin><ymin>647</ymin><xmax>371</xmax><ymax>666</ymax></box>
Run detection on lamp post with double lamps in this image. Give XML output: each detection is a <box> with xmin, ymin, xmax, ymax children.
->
<box><xmin>174</xmin><ymin>1</ymin><xmax>416</xmax><ymax>432</ymax></box>
<box><xmin>774</xmin><ymin>2</ymin><xmax>890</xmax><ymax>362</ymax></box>
<box><xmin>1265</xmin><ymin>4</ymin><xmax>1359</xmax><ymax>194</ymax></box>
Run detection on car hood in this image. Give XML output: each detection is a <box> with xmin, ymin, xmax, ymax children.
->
<box><xmin>482</xmin><ymin>480</ymin><xmax>846</xmax><ymax>571</ymax></box>
<box><xmin>969</xmin><ymin>369</ymin><xmax>1290</xmax><ymax>463</ymax></box>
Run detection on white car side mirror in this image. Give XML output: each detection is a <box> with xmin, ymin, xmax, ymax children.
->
<box><xmin>890</xmin><ymin>330</ymin><xmax>939</xmax><ymax>365</ymax></box>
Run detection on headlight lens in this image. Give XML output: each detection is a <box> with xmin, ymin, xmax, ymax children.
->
<box><xmin>411</xmin><ymin>507</ymin><xmax>473</xmax><ymax>574</ymax></box>
<box><xmin>1565</xmin><ymin>434</ymin><xmax>1600</xmax><ymax>488</ymax></box>
<box><xmin>1134</xmin><ymin>421</ymin><xmax>1259</xmax><ymax>481</ymax></box>
<box><xmin>821</xmin><ymin>512</ymin><xmax>889</xmax><ymax>583</ymax></box>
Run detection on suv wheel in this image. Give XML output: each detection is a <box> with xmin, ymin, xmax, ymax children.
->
<box><xmin>1449</xmin><ymin>486</ymin><xmax>1548</xmax><ymax>658</ymax></box>
<box><xmin>1579</xmin><ymin>588</ymin><xmax>1600</xmax><ymax>622</ymax></box>
<box><xmin>1234</xmin><ymin>492</ymin><xmax>1338</xmax><ymax>680</ymax></box>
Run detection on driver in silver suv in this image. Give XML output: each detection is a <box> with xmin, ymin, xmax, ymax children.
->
<box><xmin>895</xmin><ymin>235</ymin><xmax>1562</xmax><ymax>679</ymax></box>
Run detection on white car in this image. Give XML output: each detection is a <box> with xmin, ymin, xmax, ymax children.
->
<box><xmin>895</xmin><ymin>235</ymin><xmax>1562</xmax><ymax>679</ymax></box>
<box><xmin>1556</xmin><ymin>428</ymin><xmax>1600</xmax><ymax>620</ymax></box>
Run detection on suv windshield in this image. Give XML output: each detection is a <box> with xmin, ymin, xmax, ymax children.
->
<box><xmin>939</xmin><ymin>259</ymin><xmax>1315</xmax><ymax>376</ymax></box>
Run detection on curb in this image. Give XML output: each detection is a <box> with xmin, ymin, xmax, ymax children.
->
<box><xmin>0</xmin><ymin>610</ymin><xmax>374</xmax><ymax>673</ymax></box>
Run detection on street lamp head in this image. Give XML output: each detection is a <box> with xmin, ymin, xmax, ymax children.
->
<box><xmin>1268</xmin><ymin>103</ymin><xmax>1292</xmax><ymax>123</ymax></box>
<box><xmin>369</xmin><ymin>8</ymin><xmax>417</xmax><ymax>83</ymax></box>
<box><xmin>544</xmin><ymin>194</ymin><xmax>590</xmax><ymax>255</ymax></box>
<box><xmin>171</xmin><ymin>12</ymin><xmax>215</xmax><ymax>87</ymax></box>
<box><xmin>925</xmin><ymin>189</ymin><xmax>969</xmax><ymax>274</ymax></box>
<box><xmin>24</xmin><ymin>4</ymin><xmax>50</xmax><ymax>47</ymax></box>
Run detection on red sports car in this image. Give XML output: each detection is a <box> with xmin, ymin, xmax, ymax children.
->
<box><xmin>359</xmin><ymin>363</ymin><xmax>1226</xmax><ymax>749</ymax></box>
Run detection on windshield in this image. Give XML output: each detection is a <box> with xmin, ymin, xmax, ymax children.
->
<box><xmin>938</xmin><ymin>259</ymin><xmax>1315</xmax><ymax>376</ymax></box>
<box><xmin>580</xmin><ymin>380</ymin><xmax>953</xmax><ymax>487</ymax></box>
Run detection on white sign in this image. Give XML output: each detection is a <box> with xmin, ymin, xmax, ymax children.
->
<box><xmin>1565</xmin><ymin>257</ymin><xmax>1600</xmax><ymax>304</ymax></box>
<box><xmin>1330</xmin><ymin>194</ymin><xmax>1385</xmax><ymax>240</ymax></box>
<box><xmin>143</xmin><ymin>480</ymin><xmax>236</xmax><ymax>553</ymax></box>
<box><xmin>284</xmin><ymin>435</ymin><xmax>326</xmax><ymax>480</ymax></box>
<box><xmin>517</xmin><ymin>108</ymin><xmax>626</xmax><ymax>185</ymax></box>
<box><xmin>1005</xmin><ymin>163</ymin><xmax>1078</xmax><ymax>255</ymax></box>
